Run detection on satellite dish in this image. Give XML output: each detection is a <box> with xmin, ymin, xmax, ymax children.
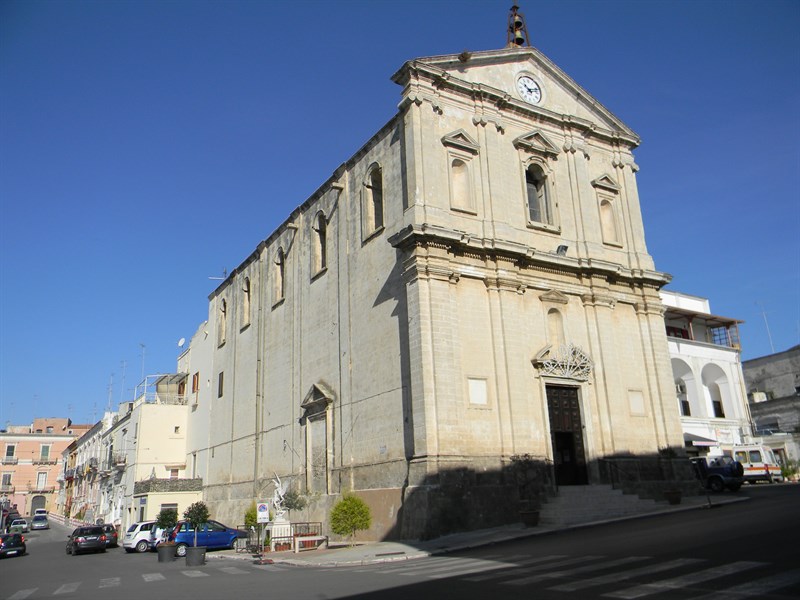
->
<box><xmin>178</xmin><ymin>338</ymin><xmax>186</xmax><ymax>348</ymax></box>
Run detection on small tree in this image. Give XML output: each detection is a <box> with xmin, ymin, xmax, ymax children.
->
<box><xmin>330</xmin><ymin>494</ymin><xmax>371</xmax><ymax>546</ymax></box>
<box><xmin>183</xmin><ymin>501</ymin><xmax>210</xmax><ymax>548</ymax></box>
<box><xmin>244</xmin><ymin>502</ymin><xmax>258</xmax><ymax>529</ymax></box>
<box><xmin>283</xmin><ymin>490</ymin><xmax>307</xmax><ymax>513</ymax></box>
<box><xmin>155</xmin><ymin>507</ymin><xmax>178</xmax><ymax>544</ymax></box>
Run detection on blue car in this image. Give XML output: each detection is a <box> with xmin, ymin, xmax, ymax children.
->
<box><xmin>168</xmin><ymin>520</ymin><xmax>246</xmax><ymax>557</ymax></box>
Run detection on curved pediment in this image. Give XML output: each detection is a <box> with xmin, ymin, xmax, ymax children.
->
<box><xmin>513</xmin><ymin>129</ymin><xmax>560</xmax><ymax>158</ymax></box>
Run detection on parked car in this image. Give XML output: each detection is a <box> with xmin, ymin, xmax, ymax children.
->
<box><xmin>101</xmin><ymin>524</ymin><xmax>118</xmax><ymax>547</ymax></box>
<box><xmin>0</xmin><ymin>533</ymin><xmax>26</xmax><ymax>558</ymax></box>
<box><xmin>123</xmin><ymin>520</ymin><xmax>158</xmax><ymax>553</ymax></box>
<box><xmin>733</xmin><ymin>445</ymin><xmax>785</xmax><ymax>484</ymax></box>
<box><xmin>691</xmin><ymin>455</ymin><xmax>744</xmax><ymax>492</ymax></box>
<box><xmin>9</xmin><ymin>518</ymin><xmax>28</xmax><ymax>533</ymax></box>
<box><xmin>31</xmin><ymin>515</ymin><xmax>49</xmax><ymax>530</ymax></box>
<box><xmin>168</xmin><ymin>520</ymin><xmax>247</xmax><ymax>557</ymax></box>
<box><xmin>66</xmin><ymin>526</ymin><xmax>107</xmax><ymax>555</ymax></box>
<box><xmin>34</xmin><ymin>509</ymin><xmax>48</xmax><ymax>517</ymax></box>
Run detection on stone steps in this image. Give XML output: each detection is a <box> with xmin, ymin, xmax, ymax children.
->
<box><xmin>538</xmin><ymin>484</ymin><xmax>662</xmax><ymax>526</ymax></box>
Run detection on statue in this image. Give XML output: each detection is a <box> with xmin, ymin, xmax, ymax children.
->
<box><xmin>271</xmin><ymin>472</ymin><xmax>289</xmax><ymax>522</ymax></box>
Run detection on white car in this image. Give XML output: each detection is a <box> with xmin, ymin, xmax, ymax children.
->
<box><xmin>8</xmin><ymin>519</ymin><xmax>28</xmax><ymax>533</ymax></box>
<box><xmin>122</xmin><ymin>521</ymin><xmax>158</xmax><ymax>553</ymax></box>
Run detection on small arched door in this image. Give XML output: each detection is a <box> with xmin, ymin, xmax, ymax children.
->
<box><xmin>30</xmin><ymin>495</ymin><xmax>46</xmax><ymax>513</ymax></box>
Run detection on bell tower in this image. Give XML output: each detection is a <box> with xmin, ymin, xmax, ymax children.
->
<box><xmin>507</xmin><ymin>4</ymin><xmax>531</xmax><ymax>47</ymax></box>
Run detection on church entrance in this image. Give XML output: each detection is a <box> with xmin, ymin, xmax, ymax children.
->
<box><xmin>546</xmin><ymin>385</ymin><xmax>588</xmax><ymax>486</ymax></box>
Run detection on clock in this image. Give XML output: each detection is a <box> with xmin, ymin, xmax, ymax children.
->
<box><xmin>517</xmin><ymin>75</ymin><xmax>542</xmax><ymax>104</ymax></box>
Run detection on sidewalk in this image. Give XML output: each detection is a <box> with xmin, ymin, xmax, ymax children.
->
<box><xmin>211</xmin><ymin>493</ymin><xmax>748</xmax><ymax>568</ymax></box>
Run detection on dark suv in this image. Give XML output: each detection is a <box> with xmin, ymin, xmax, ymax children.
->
<box><xmin>691</xmin><ymin>455</ymin><xmax>744</xmax><ymax>492</ymax></box>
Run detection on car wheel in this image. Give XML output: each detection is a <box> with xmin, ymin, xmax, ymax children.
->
<box><xmin>135</xmin><ymin>540</ymin><xmax>149</xmax><ymax>553</ymax></box>
<box><xmin>66</xmin><ymin>546</ymin><xmax>71</xmax><ymax>555</ymax></box>
<box><xmin>175</xmin><ymin>543</ymin><xmax>188</xmax><ymax>558</ymax></box>
<box><xmin>709</xmin><ymin>477</ymin><xmax>725</xmax><ymax>493</ymax></box>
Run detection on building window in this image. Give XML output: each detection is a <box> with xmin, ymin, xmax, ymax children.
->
<box><xmin>1</xmin><ymin>473</ymin><xmax>11</xmax><ymax>486</ymax></box>
<box><xmin>174</xmin><ymin>426</ymin><xmax>180</xmax><ymax>434</ymax></box>
<box><xmin>712</xmin><ymin>399</ymin><xmax>725</xmax><ymax>418</ymax></box>
<box><xmin>241</xmin><ymin>277</ymin><xmax>251</xmax><ymax>329</ymax></box>
<box><xmin>217</xmin><ymin>372</ymin><xmax>224</xmax><ymax>398</ymax></box>
<box><xmin>217</xmin><ymin>298</ymin><xmax>227</xmax><ymax>347</ymax></box>
<box><xmin>36</xmin><ymin>472</ymin><xmax>47</xmax><ymax>489</ymax></box>
<box><xmin>46</xmin><ymin>426</ymin><xmax>53</xmax><ymax>433</ymax></box>
<box><xmin>363</xmin><ymin>164</ymin><xmax>384</xmax><ymax>239</ymax></box>
<box><xmin>192</xmin><ymin>372</ymin><xmax>200</xmax><ymax>394</ymax></box>
<box><xmin>39</xmin><ymin>445</ymin><xmax>51</xmax><ymax>461</ymax></box>
<box><xmin>160</xmin><ymin>502</ymin><xmax>178</xmax><ymax>512</ymax></box>
<box><xmin>169</xmin><ymin>469</ymin><xmax>179</xmax><ymax>479</ymax></box>
<box><xmin>4</xmin><ymin>444</ymin><xmax>15</xmax><ymax>459</ymax></box>
<box><xmin>599</xmin><ymin>197</ymin><xmax>621</xmax><ymax>246</ymax></box>
<box><xmin>274</xmin><ymin>248</ymin><xmax>286</xmax><ymax>304</ymax></box>
<box><xmin>467</xmin><ymin>378</ymin><xmax>488</xmax><ymax>406</ymax></box>
<box><xmin>525</xmin><ymin>163</ymin><xmax>553</xmax><ymax>225</ymax></box>
<box><xmin>312</xmin><ymin>212</ymin><xmax>327</xmax><ymax>275</ymax></box>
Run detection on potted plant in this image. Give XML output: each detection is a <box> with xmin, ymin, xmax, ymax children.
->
<box><xmin>155</xmin><ymin>507</ymin><xmax>179</xmax><ymax>562</ymax></box>
<box><xmin>183</xmin><ymin>501</ymin><xmax>210</xmax><ymax>566</ymax></box>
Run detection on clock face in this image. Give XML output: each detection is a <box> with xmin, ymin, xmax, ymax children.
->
<box><xmin>517</xmin><ymin>76</ymin><xmax>542</xmax><ymax>104</ymax></box>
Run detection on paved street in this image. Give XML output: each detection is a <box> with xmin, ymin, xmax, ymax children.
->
<box><xmin>2</xmin><ymin>484</ymin><xmax>798</xmax><ymax>600</ymax></box>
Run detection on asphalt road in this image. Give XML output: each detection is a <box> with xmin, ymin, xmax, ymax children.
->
<box><xmin>2</xmin><ymin>484</ymin><xmax>798</xmax><ymax>600</ymax></box>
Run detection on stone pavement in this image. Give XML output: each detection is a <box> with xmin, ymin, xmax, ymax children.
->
<box><xmin>210</xmin><ymin>493</ymin><xmax>748</xmax><ymax>568</ymax></box>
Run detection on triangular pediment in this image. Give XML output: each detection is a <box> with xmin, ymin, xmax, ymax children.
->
<box><xmin>441</xmin><ymin>129</ymin><xmax>480</xmax><ymax>154</ymax></box>
<box><xmin>591</xmin><ymin>174</ymin><xmax>621</xmax><ymax>192</ymax></box>
<box><xmin>513</xmin><ymin>130</ymin><xmax>560</xmax><ymax>158</ymax></box>
<box><xmin>301</xmin><ymin>382</ymin><xmax>335</xmax><ymax>414</ymax></box>
<box><xmin>392</xmin><ymin>48</ymin><xmax>639</xmax><ymax>143</ymax></box>
<box><xmin>539</xmin><ymin>289</ymin><xmax>569</xmax><ymax>305</ymax></box>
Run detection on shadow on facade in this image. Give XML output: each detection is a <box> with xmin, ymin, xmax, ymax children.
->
<box><xmin>383</xmin><ymin>450</ymin><xmax>698</xmax><ymax>541</ymax></box>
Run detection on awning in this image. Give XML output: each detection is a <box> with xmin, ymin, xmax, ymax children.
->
<box><xmin>684</xmin><ymin>433</ymin><xmax>718</xmax><ymax>447</ymax></box>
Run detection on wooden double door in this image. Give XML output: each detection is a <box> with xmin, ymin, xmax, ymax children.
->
<box><xmin>546</xmin><ymin>385</ymin><xmax>588</xmax><ymax>486</ymax></box>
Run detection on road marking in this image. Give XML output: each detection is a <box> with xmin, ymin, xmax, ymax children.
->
<box><xmin>99</xmin><ymin>577</ymin><xmax>121</xmax><ymax>588</ymax></box>
<box><xmin>505</xmin><ymin>556</ymin><xmax>652</xmax><ymax>586</ymax></box>
<box><xmin>219</xmin><ymin>566</ymin><xmax>249</xmax><ymax>575</ymax></box>
<box><xmin>465</xmin><ymin>555</ymin><xmax>591</xmax><ymax>582</ymax></box>
<box><xmin>550</xmin><ymin>558</ymin><xmax>706</xmax><ymax>592</ymax></box>
<box><xmin>53</xmin><ymin>582</ymin><xmax>81</xmax><ymax>595</ymax></box>
<box><xmin>603</xmin><ymin>561</ymin><xmax>767</xmax><ymax>599</ymax></box>
<box><xmin>426</xmin><ymin>561</ymin><xmax>520</xmax><ymax>579</ymax></box>
<box><xmin>143</xmin><ymin>573</ymin><xmax>166</xmax><ymax>582</ymax></box>
<box><xmin>687</xmin><ymin>569</ymin><xmax>800</xmax><ymax>600</ymax></box>
<box><xmin>7</xmin><ymin>590</ymin><xmax>37</xmax><ymax>600</ymax></box>
<box><xmin>182</xmin><ymin>570</ymin><xmax>210</xmax><ymax>578</ymax></box>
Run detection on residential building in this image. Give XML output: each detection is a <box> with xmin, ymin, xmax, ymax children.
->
<box><xmin>661</xmin><ymin>290</ymin><xmax>753</xmax><ymax>456</ymax></box>
<box><xmin>102</xmin><ymin>376</ymin><xmax>201</xmax><ymax>531</ymax></box>
<box><xmin>184</xmin><ymin>27</ymin><xmax>695</xmax><ymax>541</ymax></box>
<box><xmin>1</xmin><ymin>418</ymin><xmax>90</xmax><ymax>516</ymax></box>
<box><xmin>742</xmin><ymin>345</ymin><xmax>800</xmax><ymax>462</ymax></box>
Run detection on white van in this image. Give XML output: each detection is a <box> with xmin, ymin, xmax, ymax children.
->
<box><xmin>732</xmin><ymin>445</ymin><xmax>784</xmax><ymax>483</ymax></box>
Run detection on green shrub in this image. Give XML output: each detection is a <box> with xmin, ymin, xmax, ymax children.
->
<box><xmin>330</xmin><ymin>494</ymin><xmax>371</xmax><ymax>545</ymax></box>
<box><xmin>244</xmin><ymin>502</ymin><xmax>258</xmax><ymax>529</ymax></box>
<box><xmin>155</xmin><ymin>507</ymin><xmax>178</xmax><ymax>532</ymax></box>
<box><xmin>283</xmin><ymin>490</ymin><xmax>307</xmax><ymax>512</ymax></box>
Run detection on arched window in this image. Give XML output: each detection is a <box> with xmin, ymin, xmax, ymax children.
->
<box><xmin>217</xmin><ymin>298</ymin><xmax>227</xmax><ymax>346</ymax></box>
<box><xmin>312</xmin><ymin>212</ymin><xmax>327</xmax><ymax>275</ymax></box>
<box><xmin>450</xmin><ymin>158</ymin><xmax>475</xmax><ymax>212</ymax></box>
<box><xmin>363</xmin><ymin>164</ymin><xmax>384</xmax><ymax>239</ymax></box>
<box><xmin>547</xmin><ymin>308</ymin><xmax>565</xmax><ymax>348</ymax></box>
<box><xmin>600</xmin><ymin>198</ymin><xmax>621</xmax><ymax>245</ymax></box>
<box><xmin>526</xmin><ymin>164</ymin><xmax>552</xmax><ymax>225</ymax></box>
<box><xmin>241</xmin><ymin>277</ymin><xmax>251</xmax><ymax>328</ymax></box>
<box><xmin>274</xmin><ymin>248</ymin><xmax>285</xmax><ymax>304</ymax></box>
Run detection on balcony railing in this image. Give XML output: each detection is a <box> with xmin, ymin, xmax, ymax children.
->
<box><xmin>64</xmin><ymin>468</ymin><xmax>75</xmax><ymax>480</ymax></box>
<box><xmin>113</xmin><ymin>452</ymin><xmax>127</xmax><ymax>467</ymax></box>
<box><xmin>27</xmin><ymin>483</ymin><xmax>55</xmax><ymax>493</ymax></box>
<box><xmin>0</xmin><ymin>484</ymin><xmax>14</xmax><ymax>493</ymax></box>
<box><xmin>88</xmin><ymin>457</ymin><xmax>98</xmax><ymax>469</ymax></box>
<box><xmin>2</xmin><ymin>456</ymin><xmax>19</xmax><ymax>465</ymax></box>
<box><xmin>142</xmin><ymin>392</ymin><xmax>188</xmax><ymax>406</ymax></box>
<box><xmin>33</xmin><ymin>457</ymin><xmax>57</xmax><ymax>465</ymax></box>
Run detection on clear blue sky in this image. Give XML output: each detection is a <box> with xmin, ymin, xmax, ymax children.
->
<box><xmin>1</xmin><ymin>0</ymin><xmax>798</xmax><ymax>426</ymax></box>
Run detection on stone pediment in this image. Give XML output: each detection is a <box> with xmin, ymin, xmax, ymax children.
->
<box><xmin>513</xmin><ymin>130</ymin><xmax>560</xmax><ymax>158</ymax></box>
<box><xmin>591</xmin><ymin>174</ymin><xmax>621</xmax><ymax>192</ymax></box>
<box><xmin>301</xmin><ymin>382</ymin><xmax>335</xmax><ymax>418</ymax></box>
<box><xmin>539</xmin><ymin>289</ymin><xmax>569</xmax><ymax>305</ymax></box>
<box><xmin>441</xmin><ymin>129</ymin><xmax>480</xmax><ymax>154</ymax></box>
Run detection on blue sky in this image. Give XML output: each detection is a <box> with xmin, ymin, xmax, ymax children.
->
<box><xmin>1</xmin><ymin>0</ymin><xmax>798</xmax><ymax>426</ymax></box>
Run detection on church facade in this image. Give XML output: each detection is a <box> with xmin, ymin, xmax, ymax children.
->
<box><xmin>182</xmin><ymin>44</ymin><xmax>690</xmax><ymax>540</ymax></box>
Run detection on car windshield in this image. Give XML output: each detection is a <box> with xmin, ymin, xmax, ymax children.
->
<box><xmin>33</xmin><ymin>515</ymin><xmax>47</xmax><ymax>521</ymax></box>
<box><xmin>11</xmin><ymin>519</ymin><xmax>25</xmax><ymax>524</ymax></box>
<box><xmin>126</xmin><ymin>524</ymin><xmax>138</xmax><ymax>532</ymax></box>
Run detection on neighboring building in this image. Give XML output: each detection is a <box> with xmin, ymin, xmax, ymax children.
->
<box><xmin>661</xmin><ymin>291</ymin><xmax>753</xmax><ymax>456</ymax></box>
<box><xmin>102</xmin><ymin>376</ymin><xmax>201</xmax><ymax>531</ymax></box>
<box><xmin>184</xmin><ymin>31</ymin><xmax>694</xmax><ymax>540</ymax></box>
<box><xmin>742</xmin><ymin>345</ymin><xmax>800</xmax><ymax>462</ymax></box>
<box><xmin>1</xmin><ymin>418</ymin><xmax>90</xmax><ymax>516</ymax></box>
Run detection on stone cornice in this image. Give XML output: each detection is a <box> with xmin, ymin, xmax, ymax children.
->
<box><xmin>388</xmin><ymin>224</ymin><xmax>671</xmax><ymax>288</ymax></box>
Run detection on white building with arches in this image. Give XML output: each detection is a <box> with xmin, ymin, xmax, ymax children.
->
<box><xmin>661</xmin><ymin>290</ymin><xmax>753</xmax><ymax>455</ymax></box>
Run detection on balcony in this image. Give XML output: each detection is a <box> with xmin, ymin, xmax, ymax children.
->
<box><xmin>33</xmin><ymin>457</ymin><xmax>57</xmax><ymax>465</ymax></box>
<box><xmin>0</xmin><ymin>484</ymin><xmax>14</xmax><ymax>494</ymax></box>
<box><xmin>113</xmin><ymin>452</ymin><xmax>127</xmax><ymax>468</ymax></box>
<box><xmin>142</xmin><ymin>392</ymin><xmax>188</xmax><ymax>406</ymax></box>
<box><xmin>88</xmin><ymin>457</ymin><xmax>98</xmax><ymax>469</ymax></box>
<box><xmin>64</xmin><ymin>468</ymin><xmax>75</xmax><ymax>480</ymax></box>
<box><xmin>27</xmin><ymin>483</ymin><xmax>55</xmax><ymax>494</ymax></box>
<box><xmin>1</xmin><ymin>456</ymin><xmax>19</xmax><ymax>465</ymax></box>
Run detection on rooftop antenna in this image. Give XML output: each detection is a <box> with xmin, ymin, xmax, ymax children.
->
<box><xmin>507</xmin><ymin>5</ymin><xmax>530</xmax><ymax>48</ymax></box>
<box><xmin>208</xmin><ymin>268</ymin><xmax>228</xmax><ymax>281</ymax></box>
<box><xmin>139</xmin><ymin>343</ymin><xmax>146</xmax><ymax>385</ymax></box>
<box><xmin>106</xmin><ymin>374</ymin><xmax>114</xmax><ymax>413</ymax></box>
<box><xmin>755</xmin><ymin>301</ymin><xmax>775</xmax><ymax>354</ymax></box>
<box><xmin>119</xmin><ymin>360</ymin><xmax>127</xmax><ymax>404</ymax></box>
